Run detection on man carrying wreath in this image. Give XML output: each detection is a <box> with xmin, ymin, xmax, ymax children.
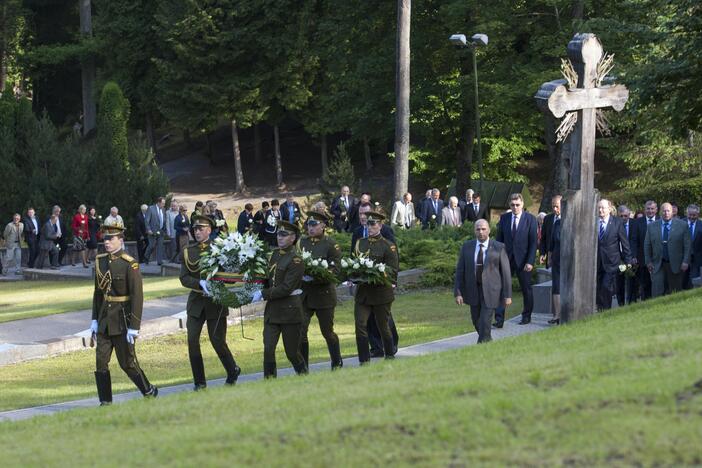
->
<box><xmin>299</xmin><ymin>212</ymin><xmax>343</xmax><ymax>369</ymax></box>
<box><xmin>353</xmin><ymin>212</ymin><xmax>400</xmax><ymax>363</ymax></box>
<box><xmin>180</xmin><ymin>215</ymin><xmax>241</xmax><ymax>391</ymax></box>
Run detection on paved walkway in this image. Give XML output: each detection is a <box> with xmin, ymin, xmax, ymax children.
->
<box><xmin>0</xmin><ymin>312</ymin><xmax>551</xmax><ymax>423</ymax></box>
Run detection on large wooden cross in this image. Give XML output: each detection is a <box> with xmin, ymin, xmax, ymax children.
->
<box><xmin>535</xmin><ymin>33</ymin><xmax>629</xmax><ymax>322</ymax></box>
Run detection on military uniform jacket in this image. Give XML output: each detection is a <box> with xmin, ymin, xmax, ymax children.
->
<box><xmin>262</xmin><ymin>247</ymin><xmax>304</xmax><ymax>324</ymax></box>
<box><xmin>299</xmin><ymin>235</ymin><xmax>341</xmax><ymax>309</ymax></box>
<box><xmin>92</xmin><ymin>250</ymin><xmax>144</xmax><ymax>336</ymax></box>
<box><xmin>354</xmin><ymin>235</ymin><xmax>400</xmax><ymax>305</ymax></box>
<box><xmin>180</xmin><ymin>241</ymin><xmax>228</xmax><ymax>319</ymax></box>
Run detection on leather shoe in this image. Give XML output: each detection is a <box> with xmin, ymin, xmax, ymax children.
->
<box><xmin>518</xmin><ymin>318</ymin><xmax>531</xmax><ymax>325</ymax></box>
<box><xmin>225</xmin><ymin>366</ymin><xmax>242</xmax><ymax>385</ymax></box>
<box><xmin>193</xmin><ymin>383</ymin><xmax>207</xmax><ymax>392</ymax></box>
<box><xmin>492</xmin><ymin>322</ymin><xmax>503</xmax><ymax>329</ymax></box>
<box><xmin>547</xmin><ymin>318</ymin><xmax>560</xmax><ymax>325</ymax></box>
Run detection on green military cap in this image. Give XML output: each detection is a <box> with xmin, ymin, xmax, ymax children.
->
<box><xmin>100</xmin><ymin>223</ymin><xmax>125</xmax><ymax>237</ymax></box>
<box><xmin>192</xmin><ymin>214</ymin><xmax>215</xmax><ymax>229</ymax></box>
<box><xmin>277</xmin><ymin>220</ymin><xmax>300</xmax><ymax>237</ymax></box>
<box><xmin>365</xmin><ymin>211</ymin><xmax>386</xmax><ymax>224</ymax></box>
<box><xmin>306</xmin><ymin>211</ymin><xmax>329</xmax><ymax>225</ymax></box>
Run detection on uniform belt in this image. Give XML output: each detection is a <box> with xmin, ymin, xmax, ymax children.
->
<box><xmin>106</xmin><ymin>295</ymin><xmax>130</xmax><ymax>302</ymax></box>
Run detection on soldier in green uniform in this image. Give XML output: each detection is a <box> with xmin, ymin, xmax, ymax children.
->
<box><xmin>180</xmin><ymin>215</ymin><xmax>241</xmax><ymax>391</ymax></box>
<box><xmin>353</xmin><ymin>212</ymin><xmax>400</xmax><ymax>364</ymax></box>
<box><xmin>252</xmin><ymin>220</ymin><xmax>307</xmax><ymax>378</ymax></box>
<box><xmin>91</xmin><ymin>224</ymin><xmax>158</xmax><ymax>405</ymax></box>
<box><xmin>299</xmin><ymin>212</ymin><xmax>343</xmax><ymax>369</ymax></box>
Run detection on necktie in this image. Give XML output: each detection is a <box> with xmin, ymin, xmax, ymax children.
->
<box><xmin>474</xmin><ymin>204</ymin><xmax>478</xmax><ymax>214</ymax></box>
<box><xmin>625</xmin><ymin>223</ymin><xmax>629</xmax><ymax>238</ymax></box>
<box><xmin>511</xmin><ymin>216</ymin><xmax>517</xmax><ymax>238</ymax></box>
<box><xmin>433</xmin><ymin>201</ymin><xmax>437</xmax><ymax>214</ymax></box>
<box><xmin>690</xmin><ymin>222</ymin><xmax>695</xmax><ymax>240</ymax></box>
<box><xmin>363</xmin><ymin>226</ymin><xmax>368</xmax><ymax>238</ymax></box>
<box><xmin>289</xmin><ymin>206</ymin><xmax>294</xmax><ymax>223</ymax></box>
<box><xmin>599</xmin><ymin>221</ymin><xmax>605</xmax><ymax>240</ymax></box>
<box><xmin>158</xmin><ymin>208</ymin><xmax>163</xmax><ymax>228</ymax></box>
<box><xmin>344</xmin><ymin>197</ymin><xmax>348</xmax><ymax>209</ymax></box>
<box><xmin>648</xmin><ymin>217</ymin><xmax>653</xmax><ymax>225</ymax></box>
<box><xmin>662</xmin><ymin>222</ymin><xmax>670</xmax><ymax>261</ymax></box>
<box><xmin>476</xmin><ymin>243</ymin><xmax>484</xmax><ymax>284</ymax></box>
<box><xmin>53</xmin><ymin>223</ymin><xmax>58</xmax><ymax>233</ymax></box>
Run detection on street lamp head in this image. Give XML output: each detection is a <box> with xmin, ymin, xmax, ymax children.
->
<box><xmin>449</xmin><ymin>34</ymin><xmax>467</xmax><ymax>47</ymax></box>
<box><xmin>471</xmin><ymin>34</ymin><xmax>488</xmax><ymax>47</ymax></box>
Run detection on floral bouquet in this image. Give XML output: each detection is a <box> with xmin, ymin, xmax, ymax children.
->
<box><xmin>618</xmin><ymin>263</ymin><xmax>637</xmax><ymax>278</ymax></box>
<box><xmin>200</xmin><ymin>231</ymin><xmax>269</xmax><ymax>308</ymax></box>
<box><xmin>339</xmin><ymin>253</ymin><xmax>393</xmax><ymax>287</ymax></box>
<box><xmin>301</xmin><ymin>249</ymin><xmax>339</xmax><ymax>284</ymax></box>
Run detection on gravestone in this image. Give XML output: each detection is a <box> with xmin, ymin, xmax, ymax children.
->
<box><xmin>535</xmin><ymin>33</ymin><xmax>629</xmax><ymax>322</ymax></box>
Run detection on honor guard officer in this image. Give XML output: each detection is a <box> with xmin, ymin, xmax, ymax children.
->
<box><xmin>299</xmin><ymin>212</ymin><xmax>343</xmax><ymax>369</ymax></box>
<box><xmin>252</xmin><ymin>220</ymin><xmax>307</xmax><ymax>378</ymax></box>
<box><xmin>353</xmin><ymin>212</ymin><xmax>400</xmax><ymax>363</ymax></box>
<box><xmin>91</xmin><ymin>223</ymin><xmax>157</xmax><ymax>405</ymax></box>
<box><xmin>180</xmin><ymin>215</ymin><xmax>241</xmax><ymax>391</ymax></box>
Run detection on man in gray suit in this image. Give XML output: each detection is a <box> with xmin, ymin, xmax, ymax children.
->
<box><xmin>644</xmin><ymin>202</ymin><xmax>691</xmax><ymax>297</ymax></box>
<box><xmin>454</xmin><ymin>219</ymin><xmax>512</xmax><ymax>343</ymax></box>
<box><xmin>144</xmin><ymin>196</ymin><xmax>167</xmax><ymax>265</ymax></box>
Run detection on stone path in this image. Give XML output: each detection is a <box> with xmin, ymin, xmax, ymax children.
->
<box><xmin>0</xmin><ymin>312</ymin><xmax>551</xmax><ymax>423</ymax></box>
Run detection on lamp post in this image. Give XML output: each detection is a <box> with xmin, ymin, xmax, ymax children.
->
<box><xmin>449</xmin><ymin>33</ymin><xmax>488</xmax><ymax>192</ymax></box>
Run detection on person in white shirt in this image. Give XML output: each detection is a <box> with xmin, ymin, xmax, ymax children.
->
<box><xmin>104</xmin><ymin>207</ymin><xmax>124</xmax><ymax>228</ymax></box>
<box><xmin>390</xmin><ymin>192</ymin><xmax>415</xmax><ymax>229</ymax></box>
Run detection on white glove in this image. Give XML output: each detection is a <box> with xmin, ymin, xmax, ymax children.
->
<box><xmin>126</xmin><ymin>328</ymin><xmax>139</xmax><ymax>344</ymax></box>
<box><xmin>90</xmin><ymin>319</ymin><xmax>98</xmax><ymax>335</ymax></box>
<box><xmin>252</xmin><ymin>290</ymin><xmax>263</xmax><ymax>303</ymax></box>
<box><xmin>290</xmin><ymin>289</ymin><xmax>303</xmax><ymax>296</ymax></box>
<box><xmin>199</xmin><ymin>279</ymin><xmax>211</xmax><ymax>296</ymax></box>
<box><xmin>302</xmin><ymin>275</ymin><xmax>313</xmax><ymax>282</ymax></box>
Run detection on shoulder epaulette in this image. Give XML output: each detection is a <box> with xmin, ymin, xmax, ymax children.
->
<box><xmin>120</xmin><ymin>253</ymin><xmax>135</xmax><ymax>262</ymax></box>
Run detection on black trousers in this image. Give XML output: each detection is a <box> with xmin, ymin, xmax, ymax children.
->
<box><xmin>95</xmin><ymin>332</ymin><xmax>150</xmax><ymax>390</ymax></box>
<box><xmin>470</xmin><ymin>286</ymin><xmax>495</xmax><ymax>343</ymax></box>
<box><xmin>494</xmin><ymin>261</ymin><xmax>532</xmax><ymax>324</ymax></box>
<box><xmin>616</xmin><ymin>273</ymin><xmax>637</xmax><ymax>306</ymax></box>
<box><xmin>27</xmin><ymin>238</ymin><xmax>39</xmax><ymax>268</ymax></box>
<box><xmin>263</xmin><ymin>321</ymin><xmax>304</xmax><ymax>367</ymax></box>
<box><xmin>637</xmin><ymin>263</ymin><xmax>653</xmax><ymax>300</ymax></box>
<box><xmin>368</xmin><ymin>312</ymin><xmax>398</xmax><ymax>354</ymax></box>
<box><xmin>137</xmin><ymin>237</ymin><xmax>148</xmax><ymax>263</ymax></box>
<box><xmin>186</xmin><ymin>314</ymin><xmax>238</xmax><ymax>386</ymax></box>
<box><xmin>597</xmin><ymin>270</ymin><xmax>616</xmax><ymax>310</ymax></box>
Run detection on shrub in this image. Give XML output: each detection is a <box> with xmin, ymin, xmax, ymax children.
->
<box><xmin>607</xmin><ymin>175</ymin><xmax>702</xmax><ymax>212</ymax></box>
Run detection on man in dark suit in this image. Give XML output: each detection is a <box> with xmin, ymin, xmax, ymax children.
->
<box><xmin>455</xmin><ymin>219</ymin><xmax>512</xmax><ymax>343</ymax></box>
<box><xmin>632</xmin><ymin>200</ymin><xmax>658</xmax><ymax>300</ymax></box>
<box><xmin>23</xmin><ymin>207</ymin><xmax>41</xmax><ymax>268</ymax></box>
<box><xmin>330</xmin><ymin>186</ymin><xmax>356</xmax><ymax>232</ymax></box>
<box><xmin>683</xmin><ymin>204</ymin><xmax>702</xmax><ymax>289</ymax></box>
<box><xmin>144</xmin><ymin>197</ymin><xmax>167</xmax><ymax>265</ymax></box>
<box><xmin>416</xmin><ymin>189</ymin><xmax>432</xmax><ymax>226</ymax></box>
<box><xmin>540</xmin><ymin>195</ymin><xmax>562</xmax><ymax>324</ymax></box>
<box><xmin>645</xmin><ymin>202</ymin><xmax>691</xmax><ymax>297</ymax></box>
<box><xmin>237</xmin><ymin>203</ymin><xmax>254</xmax><ymax>235</ymax></box>
<box><xmin>350</xmin><ymin>202</ymin><xmax>398</xmax><ymax>356</ymax></box>
<box><xmin>593</xmin><ymin>199</ymin><xmax>631</xmax><ymax>310</ymax></box>
<box><xmin>50</xmin><ymin>205</ymin><xmax>68</xmax><ymax>265</ymax></box>
<box><xmin>615</xmin><ymin>205</ymin><xmax>638</xmax><ymax>306</ymax></box>
<box><xmin>280</xmin><ymin>194</ymin><xmax>302</xmax><ymax>227</ymax></box>
<box><xmin>134</xmin><ymin>204</ymin><xmax>149</xmax><ymax>263</ymax></box>
<box><xmin>464</xmin><ymin>193</ymin><xmax>488</xmax><ymax>223</ymax></box>
<box><xmin>421</xmin><ymin>188</ymin><xmax>444</xmax><ymax>229</ymax></box>
<box><xmin>457</xmin><ymin>189</ymin><xmax>474</xmax><ymax>222</ymax></box>
<box><xmin>495</xmin><ymin>193</ymin><xmax>538</xmax><ymax>325</ymax></box>
<box><xmin>348</xmin><ymin>192</ymin><xmax>370</xmax><ymax>232</ymax></box>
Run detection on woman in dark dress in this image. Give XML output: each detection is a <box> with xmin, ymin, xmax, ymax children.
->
<box><xmin>87</xmin><ymin>206</ymin><xmax>101</xmax><ymax>262</ymax></box>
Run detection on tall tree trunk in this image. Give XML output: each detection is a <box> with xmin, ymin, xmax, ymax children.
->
<box><xmin>540</xmin><ymin>114</ymin><xmax>567</xmax><ymax>212</ymax></box>
<box><xmin>231</xmin><ymin>119</ymin><xmax>246</xmax><ymax>193</ymax></box>
<box><xmin>0</xmin><ymin>1</ymin><xmax>10</xmax><ymax>91</ymax></box>
<box><xmin>145</xmin><ymin>112</ymin><xmax>157</xmax><ymax>155</ymax></box>
<box><xmin>455</xmin><ymin>120</ymin><xmax>475</xmax><ymax>199</ymax></box>
<box><xmin>204</xmin><ymin>132</ymin><xmax>214</xmax><ymax>164</ymax></box>
<box><xmin>363</xmin><ymin>137</ymin><xmax>373</xmax><ymax>170</ymax></box>
<box><xmin>274</xmin><ymin>124</ymin><xmax>284</xmax><ymax>187</ymax></box>
<box><xmin>79</xmin><ymin>0</ymin><xmax>96</xmax><ymax>136</ymax></box>
<box><xmin>393</xmin><ymin>0</ymin><xmax>411</xmax><ymax>202</ymax></box>
<box><xmin>320</xmin><ymin>134</ymin><xmax>328</xmax><ymax>176</ymax></box>
<box><xmin>254</xmin><ymin>123</ymin><xmax>262</xmax><ymax>163</ymax></box>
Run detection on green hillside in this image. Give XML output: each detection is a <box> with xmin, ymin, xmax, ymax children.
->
<box><xmin>2</xmin><ymin>290</ymin><xmax>701</xmax><ymax>466</ymax></box>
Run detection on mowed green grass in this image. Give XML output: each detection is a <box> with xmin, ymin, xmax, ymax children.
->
<box><xmin>1</xmin><ymin>290</ymin><xmax>701</xmax><ymax>466</ymax></box>
<box><xmin>0</xmin><ymin>290</ymin><xmax>517</xmax><ymax>411</ymax></box>
<box><xmin>0</xmin><ymin>278</ymin><xmax>186</xmax><ymax>322</ymax></box>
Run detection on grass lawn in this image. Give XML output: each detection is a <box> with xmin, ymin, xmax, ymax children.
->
<box><xmin>0</xmin><ymin>278</ymin><xmax>186</xmax><ymax>323</ymax></box>
<box><xmin>1</xmin><ymin>290</ymin><xmax>701</xmax><ymax>465</ymax></box>
<box><xmin>0</xmin><ymin>289</ymin><xmax>520</xmax><ymax>411</ymax></box>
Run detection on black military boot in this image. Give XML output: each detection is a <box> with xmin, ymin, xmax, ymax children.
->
<box><xmin>300</xmin><ymin>341</ymin><xmax>310</xmax><ymax>368</ymax></box>
<box><xmin>356</xmin><ymin>335</ymin><xmax>371</xmax><ymax>365</ymax></box>
<box><xmin>225</xmin><ymin>364</ymin><xmax>242</xmax><ymax>386</ymax></box>
<box><xmin>129</xmin><ymin>371</ymin><xmax>158</xmax><ymax>398</ymax></box>
<box><xmin>94</xmin><ymin>370</ymin><xmax>113</xmax><ymax>406</ymax></box>
<box><xmin>263</xmin><ymin>362</ymin><xmax>277</xmax><ymax>379</ymax></box>
<box><xmin>328</xmin><ymin>341</ymin><xmax>343</xmax><ymax>370</ymax></box>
